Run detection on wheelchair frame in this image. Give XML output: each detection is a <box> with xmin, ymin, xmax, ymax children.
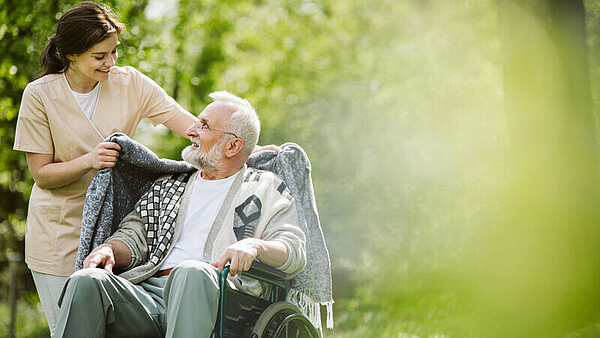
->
<box><xmin>214</xmin><ymin>262</ymin><xmax>320</xmax><ymax>338</ymax></box>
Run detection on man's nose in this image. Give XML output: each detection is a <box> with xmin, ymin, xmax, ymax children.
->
<box><xmin>186</xmin><ymin>124</ymin><xmax>197</xmax><ymax>136</ymax></box>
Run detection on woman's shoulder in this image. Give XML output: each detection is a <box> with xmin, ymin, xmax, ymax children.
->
<box><xmin>22</xmin><ymin>73</ymin><xmax>63</xmax><ymax>99</ymax></box>
<box><xmin>26</xmin><ymin>73</ymin><xmax>62</xmax><ymax>90</ymax></box>
<box><xmin>107</xmin><ymin>66</ymin><xmax>153</xmax><ymax>86</ymax></box>
<box><xmin>109</xmin><ymin>65</ymin><xmax>139</xmax><ymax>76</ymax></box>
<box><xmin>110</xmin><ymin>65</ymin><xmax>155</xmax><ymax>80</ymax></box>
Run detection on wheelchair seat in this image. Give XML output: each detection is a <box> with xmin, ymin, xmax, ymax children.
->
<box><xmin>212</xmin><ymin>262</ymin><xmax>320</xmax><ymax>338</ymax></box>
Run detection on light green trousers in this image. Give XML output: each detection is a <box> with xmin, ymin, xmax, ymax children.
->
<box><xmin>55</xmin><ymin>260</ymin><xmax>221</xmax><ymax>338</ymax></box>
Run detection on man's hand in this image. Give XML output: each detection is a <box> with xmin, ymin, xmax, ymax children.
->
<box><xmin>83</xmin><ymin>244</ymin><xmax>116</xmax><ymax>273</ymax></box>
<box><xmin>211</xmin><ymin>238</ymin><xmax>264</xmax><ymax>277</ymax></box>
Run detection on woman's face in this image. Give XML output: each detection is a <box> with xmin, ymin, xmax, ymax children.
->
<box><xmin>66</xmin><ymin>34</ymin><xmax>119</xmax><ymax>90</ymax></box>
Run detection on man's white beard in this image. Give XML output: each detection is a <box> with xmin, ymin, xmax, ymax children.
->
<box><xmin>181</xmin><ymin>137</ymin><xmax>224</xmax><ymax>171</ymax></box>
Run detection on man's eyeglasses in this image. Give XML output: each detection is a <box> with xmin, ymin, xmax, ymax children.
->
<box><xmin>192</xmin><ymin>120</ymin><xmax>238</xmax><ymax>138</ymax></box>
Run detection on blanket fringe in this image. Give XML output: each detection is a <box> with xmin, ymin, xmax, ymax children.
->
<box><xmin>287</xmin><ymin>289</ymin><xmax>334</xmax><ymax>336</ymax></box>
<box><xmin>325</xmin><ymin>300</ymin><xmax>334</xmax><ymax>329</ymax></box>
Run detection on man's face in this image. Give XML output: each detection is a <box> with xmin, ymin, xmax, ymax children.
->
<box><xmin>182</xmin><ymin>102</ymin><xmax>234</xmax><ymax>170</ymax></box>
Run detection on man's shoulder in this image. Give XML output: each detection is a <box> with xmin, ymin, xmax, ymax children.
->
<box><xmin>242</xmin><ymin>167</ymin><xmax>280</xmax><ymax>185</ymax></box>
<box><xmin>242</xmin><ymin>167</ymin><xmax>292</xmax><ymax>199</ymax></box>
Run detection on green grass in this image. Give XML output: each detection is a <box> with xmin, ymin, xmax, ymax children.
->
<box><xmin>328</xmin><ymin>272</ymin><xmax>474</xmax><ymax>338</ymax></box>
<box><xmin>326</xmin><ymin>272</ymin><xmax>600</xmax><ymax>338</ymax></box>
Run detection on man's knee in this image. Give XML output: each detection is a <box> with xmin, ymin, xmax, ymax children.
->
<box><xmin>69</xmin><ymin>267</ymin><xmax>110</xmax><ymax>282</ymax></box>
<box><xmin>59</xmin><ymin>268</ymin><xmax>111</xmax><ymax>308</ymax></box>
<box><xmin>164</xmin><ymin>261</ymin><xmax>221</xmax><ymax>325</ymax></box>
<box><xmin>65</xmin><ymin>269</ymin><xmax>111</xmax><ymax>294</ymax></box>
<box><xmin>172</xmin><ymin>260</ymin><xmax>217</xmax><ymax>279</ymax></box>
<box><xmin>169</xmin><ymin>260</ymin><xmax>219</xmax><ymax>288</ymax></box>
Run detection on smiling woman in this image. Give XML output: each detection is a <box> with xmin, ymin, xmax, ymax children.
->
<box><xmin>12</xmin><ymin>2</ymin><xmax>197</xmax><ymax>336</ymax></box>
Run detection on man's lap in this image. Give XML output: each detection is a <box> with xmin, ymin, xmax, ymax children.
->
<box><xmin>60</xmin><ymin>261</ymin><xmax>221</xmax><ymax>318</ymax></box>
<box><xmin>57</xmin><ymin>261</ymin><xmax>225</xmax><ymax>337</ymax></box>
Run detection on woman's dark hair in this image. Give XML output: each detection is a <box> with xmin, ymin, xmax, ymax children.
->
<box><xmin>40</xmin><ymin>1</ymin><xmax>125</xmax><ymax>76</ymax></box>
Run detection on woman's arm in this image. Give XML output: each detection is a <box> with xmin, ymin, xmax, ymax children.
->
<box><xmin>26</xmin><ymin>141</ymin><xmax>121</xmax><ymax>189</ymax></box>
<box><xmin>162</xmin><ymin>110</ymin><xmax>282</xmax><ymax>153</ymax></box>
<box><xmin>162</xmin><ymin>110</ymin><xmax>196</xmax><ymax>137</ymax></box>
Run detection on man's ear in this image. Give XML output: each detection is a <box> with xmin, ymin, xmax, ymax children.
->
<box><xmin>224</xmin><ymin>138</ymin><xmax>244</xmax><ymax>158</ymax></box>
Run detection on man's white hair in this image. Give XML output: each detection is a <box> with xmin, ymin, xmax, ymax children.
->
<box><xmin>208</xmin><ymin>90</ymin><xmax>260</xmax><ymax>156</ymax></box>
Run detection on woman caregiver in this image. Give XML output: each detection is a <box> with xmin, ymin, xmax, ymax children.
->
<box><xmin>13</xmin><ymin>2</ymin><xmax>196</xmax><ymax>335</ymax></box>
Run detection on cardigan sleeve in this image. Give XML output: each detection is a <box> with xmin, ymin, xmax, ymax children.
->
<box><xmin>257</xmin><ymin>177</ymin><xmax>307</xmax><ymax>278</ymax></box>
<box><xmin>105</xmin><ymin>210</ymin><xmax>149</xmax><ymax>270</ymax></box>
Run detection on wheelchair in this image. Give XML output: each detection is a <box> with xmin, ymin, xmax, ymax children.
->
<box><xmin>212</xmin><ymin>262</ymin><xmax>320</xmax><ymax>338</ymax></box>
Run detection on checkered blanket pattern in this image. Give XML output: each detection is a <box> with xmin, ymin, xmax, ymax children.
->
<box><xmin>135</xmin><ymin>172</ymin><xmax>193</xmax><ymax>265</ymax></box>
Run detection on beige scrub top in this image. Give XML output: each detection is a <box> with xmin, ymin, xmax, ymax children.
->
<box><xmin>13</xmin><ymin>66</ymin><xmax>187</xmax><ymax>276</ymax></box>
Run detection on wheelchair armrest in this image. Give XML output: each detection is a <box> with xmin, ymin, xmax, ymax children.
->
<box><xmin>219</xmin><ymin>261</ymin><xmax>288</xmax><ymax>292</ymax></box>
<box><xmin>243</xmin><ymin>261</ymin><xmax>288</xmax><ymax>285</ymax></box>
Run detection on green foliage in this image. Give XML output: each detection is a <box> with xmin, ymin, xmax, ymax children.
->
<box><xmin>0</xmin><ymin>292</ymin><xmax>48</xmax><ymax>338</ymax></box>
<box><xmin>0</xmin><ymin>0</ymin><xmax>63</xmax><ymax>313</ymax></box>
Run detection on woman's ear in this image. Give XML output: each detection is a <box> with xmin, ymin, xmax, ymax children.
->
<box><xmin>66</xmin><ymin>54</ymin><xmax>75</xmax><ymax>62</ymax></box>
<box><xmin>224</xmin><ymin>138</ymin><xmax>244</xmax><ymax>158</ymax></box>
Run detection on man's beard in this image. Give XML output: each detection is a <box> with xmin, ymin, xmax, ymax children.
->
<box><xmin>181</xmin><ymin>137</ymin><xmax>224</xmax><ymax>171</ymax></box>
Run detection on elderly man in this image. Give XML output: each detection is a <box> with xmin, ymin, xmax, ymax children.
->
<box><xmin>55</xmin><ymin>91</ymin><xmax>307</xmax><ymax>338</ymax></box>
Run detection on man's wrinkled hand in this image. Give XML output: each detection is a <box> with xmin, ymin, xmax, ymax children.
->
<box><xmin>83</xmin><ymin>244</ymin><xmax>116</xmax><ymax>273</ymax></box>
<box><xmin>211</xmin><ymin>238</ymin><xmax>263</xmax><ymax>277</ymax></box>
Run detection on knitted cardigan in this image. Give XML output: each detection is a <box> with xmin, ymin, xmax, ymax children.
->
<box><xmin>107</xmin><ymin>168</ymin><xmax>306</xmax><ymax>295</ymax></box>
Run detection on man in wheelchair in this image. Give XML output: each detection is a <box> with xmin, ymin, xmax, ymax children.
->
<box><xmin>55</xmin><ymin>91</ymin><xmax>307</xmax><ymax>337</ymax></box>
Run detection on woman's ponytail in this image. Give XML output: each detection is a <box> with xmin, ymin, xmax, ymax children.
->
<box><xmin>40</xmin><ymin>35</ymin><xmax>68</xmax><ymax>76</ymax></box>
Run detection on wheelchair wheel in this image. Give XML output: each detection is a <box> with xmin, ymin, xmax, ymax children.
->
<box><xmin>250</xmin><ymin>301</ymin><xmax>320</xmax><ymax>338</ymax></box>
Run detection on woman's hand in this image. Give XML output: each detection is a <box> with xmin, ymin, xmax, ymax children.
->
<box><xmin>26</xmin><ymin>141</ymin><xmax>122</xmax><ymax>189</ymax></box>
<box><xmin>87</xmin><ymin>141</ymin><xmax>121</xmax><ymax>169</ymax></box>
<box><xmin>252</xmin><ymin>144</ymin><xmax>281</xmax><ymax>154</ymax></box>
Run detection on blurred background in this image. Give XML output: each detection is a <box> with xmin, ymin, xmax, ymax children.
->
<box><xmin>2</xmin><ymin>0</ymin><xmax>600</xmax><ymax>336</ymax></box>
